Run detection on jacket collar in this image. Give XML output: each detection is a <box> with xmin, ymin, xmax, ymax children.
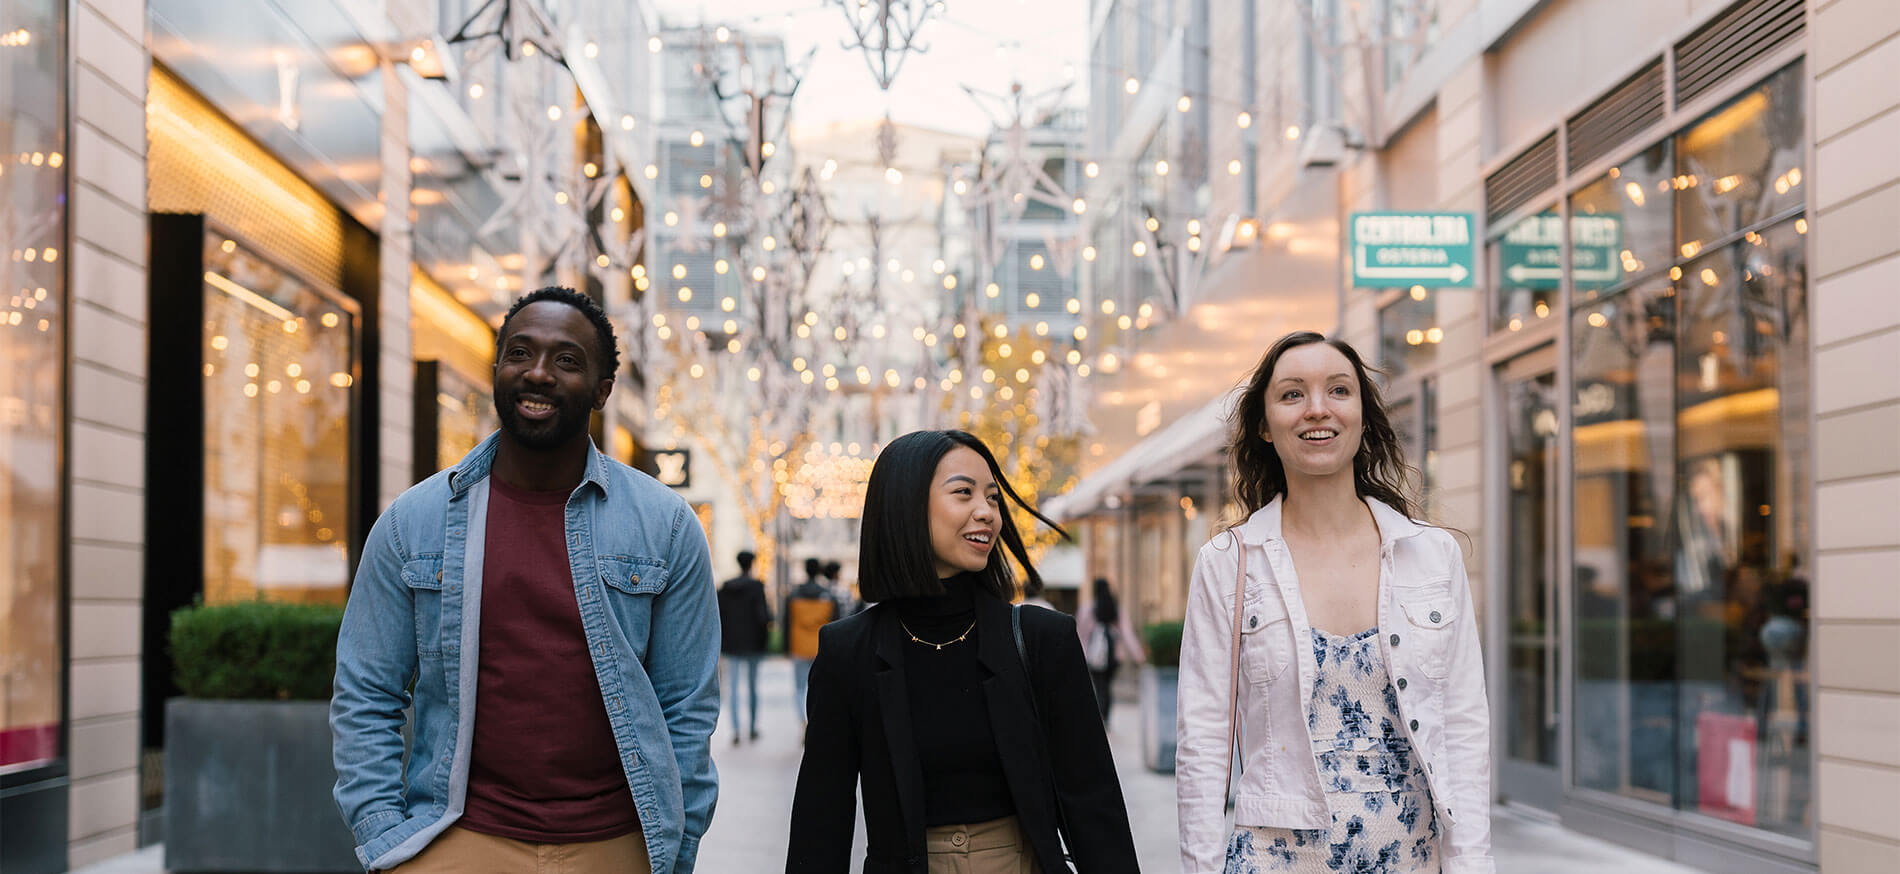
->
<box><xmin>446</xmin><ymin>430</ymin><xmax>612</xmax><ymax>499</ymax></box>
<box><xmin>1234</xmin><ymin>495</ymin><xmax>1427</xmax><ymax>549</ymax></box>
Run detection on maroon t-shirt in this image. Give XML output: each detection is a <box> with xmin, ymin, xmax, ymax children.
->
<box><xmin>458</xmin><ymin>477</ymin><xmax>641</xmax><ymax>843</ymax></box>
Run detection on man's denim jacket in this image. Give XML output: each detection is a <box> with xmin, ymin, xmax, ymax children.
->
<box><xmin>331</xmin><ymin>433</ymin><xmax>720</xmax><ymax>872</ymax></box>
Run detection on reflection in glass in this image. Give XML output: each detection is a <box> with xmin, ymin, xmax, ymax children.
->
<box><xmin>1503</xmin><ymin>369</ymin><xmax>1559</xmax><ymax>769</ymax></box>
<box><xmin>1571</xmin><ymin>216</ymin><xmax>1812</xmax><ymax>838</ymax></box>
<box><xmin>1572</xmin><ymin>141</ymin><xmax>1674</xmax><ymax>300</ymax></box>
<box><xmin>1489</xmin><ymin>212</ymin><xmax>1560</xmax><ymax>333</ymax></box>
<box><xmin>437</xmin><ymin>366</ymin><xmax>496</xmax><ymax>471</ymax></box>
<box><xmin>1676</xmin><ymin>63</ymin><xmax>1805</xmax><ymax>255</ymax></box>
<box><xmin>201</xmin><ymin>235</ymin><xmax>355</xmax><ymax>606</ymax></box>
<box><xmin>1379</xmin><ymin>289</ymin><xmax>1443</xmax><ymax>377</ymax></box>
<box><xmin>1572</xmin><ymin>278</ymin><xmax>1677</xmax><ymax>805</ymax></box>
<box><xmin>1670</xmin><ymin>217</ymin><xmax>1810</xmax><ymax>837</ymax></box>
<box><xmin>1</xmin><ymin>0</ymin><xmax>66</xmax><ymax>774</ymax></box>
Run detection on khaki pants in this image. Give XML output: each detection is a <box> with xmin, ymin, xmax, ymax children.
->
<box><xmin>924</xmin><ymin>816</ymin><xmax>1041</xmax><ymax>874</ymax></box>
<box><xmin>390</xmin><ymin>825</ymin><xmax>650</xmax><ymax>874</ymax></box>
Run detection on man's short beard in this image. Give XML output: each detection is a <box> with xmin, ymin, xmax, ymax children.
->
<box><xmin>496</xmin><ymin>394</ymin><xmax>591</xmax><ymax>450</ymax></box>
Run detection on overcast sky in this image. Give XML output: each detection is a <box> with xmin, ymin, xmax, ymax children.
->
<box><xmin>651</xmin><ymin>0</ymin><xmax>1090</xmax><ymax>141</ymax></box>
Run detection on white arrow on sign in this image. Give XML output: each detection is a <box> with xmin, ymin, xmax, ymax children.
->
<box><xmin>1506</xmin><ymin>262</ymin><xmax>1619</xmax><ymax>283</ymax></box>
<box><xmin>1354</xmin><ymin>248</ymin><xmax>1469</xmax><ymax>283</ymax></box>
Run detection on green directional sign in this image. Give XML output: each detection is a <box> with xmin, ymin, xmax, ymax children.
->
<box><xmin>1350</xmin><ymin>212</ymin><xmax>1475</xmax><ymax>288</ymax></box>
<box><xmin>1499</xmin><ymin>213</ymin><xmax>1624</xmax><ymax>290</ymax></box>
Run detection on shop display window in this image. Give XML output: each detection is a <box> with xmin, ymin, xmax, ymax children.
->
<box><xmin>1378</xmin><ymin>289</ymin><xmax>1442</xmax><ymax>377</ymax></box>
<box><xmin>200</xmin><ymin>233</ymin><xmax>356</xmax><ymax>606</ymax></box>
<box><xmin>435</xmin><ymin>365</ymin><xmax>496</xmax><ymax>471</ymax></box>
<box><xmin>1571</xmin><ymin>141</ymin><xmax>1674</xmax><ymax>301</ymax></box>
<box><xmin>1488</xmin><ymin>210</ymin><xmax>1560</xmax><ymax>334</ymax></box>
<box><xmin>1</xmin><ymin>0</ymin><xmax>66</xmax><ymax>775</ymax></box>
<box><xmin>1676</xmin><ymin>64</ymin><xmax>1806</xmax><ymax>252</ymax></box>
<box><xmin>1570</xmin><ymin>61</ymin><xmax>1810</xmax><ymax>841</ymax></box>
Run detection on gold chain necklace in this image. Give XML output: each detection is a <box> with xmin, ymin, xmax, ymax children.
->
<box><xmin>898</xmin><ymin>617</ymin><xmax>976</xmax><ymax>651</ymax></box>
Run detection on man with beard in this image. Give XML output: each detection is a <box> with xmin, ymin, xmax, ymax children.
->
<box><xmin>332</xmin><ymin>287</ymin><xmax>720</xmax><ymax>874</ymax></box>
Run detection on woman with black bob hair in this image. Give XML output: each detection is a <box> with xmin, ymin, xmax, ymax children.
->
<box><xmin>787</xmin><ymin>429</ymin><xmax>1139</xmax><ymax>874</ymax></box>
<box><xmin>1174</xmin><ymin>332</ymin><xmax>1493</xmax><ymax>873</ymax></box>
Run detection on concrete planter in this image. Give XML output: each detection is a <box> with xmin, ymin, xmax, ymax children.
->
<box><xmin>1139</xmin><ymin>665</ymin><xmax>1178</xmax><ymax>773</ymax></box>
<box><xmin>165</xmin><ymin>698</ymin><xmax>359</xmax><ymax>873</ymax></box>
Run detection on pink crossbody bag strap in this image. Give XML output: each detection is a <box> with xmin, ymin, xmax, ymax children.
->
<box><xmin>1225</xmin><ymin>534</ymin><xmax>1248</xmax><ymax>794</ymax></box>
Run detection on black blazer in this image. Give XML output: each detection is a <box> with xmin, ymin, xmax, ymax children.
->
<box><xmin>785</xmin><ymin>591</ymin><xmax>1139</xmax><ymax>874</ymax></box>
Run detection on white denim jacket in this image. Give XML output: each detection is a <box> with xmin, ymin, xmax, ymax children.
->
<box><xmin>1175</xmin><ymin>498</ymin><xmax>1494</xmax><ymax>874</ymax></box>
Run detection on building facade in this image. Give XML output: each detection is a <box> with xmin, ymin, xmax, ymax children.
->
<box><xmin>1054</xmin><ymin>0</ymin><xmax>1897</xmax><ymax>871</ymax></box>
<box><xmin>0</xmin><ymin>0</ymin><xmax>662</xmax><ymax>869</ymax></box>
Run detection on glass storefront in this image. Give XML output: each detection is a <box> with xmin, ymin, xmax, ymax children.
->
<box><xmin>1570</xmin><ymin>62</ymin><xmax>1810</xmax><ymax>841</ymax></box>
<box><xmin>1</xmin><ymin>0</ymin><xmax>66</xmax><ymax>776</ymax></box>
<box><xmin>201</xmin><ymin>233</ymin><xmax>357</xmax><ymax>606</ymax></box>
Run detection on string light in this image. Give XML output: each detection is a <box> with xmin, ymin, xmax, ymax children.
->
<box><xmin>1084</xmin><ymin>161</ymin><xmax>1099</xmax><ymax>178</ymax></box>
<box><xmin>1124</xmin><ymin>77</ymin><xmax>1140</xmax><ymax>94</ymax></box>
<box><xmin>1237</xmin><ymin>111</ymin><xmax>1252</xmax><ymax>129</ymax></box>
<box><xmin>1176</xmin><ymin>96</ymin><xmax>1192</xmax><ymax>112</ymax></box>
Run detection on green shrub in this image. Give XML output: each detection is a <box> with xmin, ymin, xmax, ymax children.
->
<box><xmin>1143</xmin><ymin>621</ymin><xmax>1184</xmax><ymax>668</ymax></box>
<box><xmin>170</xmin><ymin>600</ymin><xmax>344</xmax><ymax>700</ymax></box>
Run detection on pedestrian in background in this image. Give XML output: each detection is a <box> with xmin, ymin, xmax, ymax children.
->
<box><xmin>331</xmin><ymin>287</ymin><xmax>720</xmax><ymax>874</ymax></box>
<box><xmin>1075</xmin><ymin>578</ymin><xmax>1145</xmax><ymax>723</ymax></box>
<box><xmin>719</xmin><ymin>550</ymin><xmax>772</xmax><ymax>745</ymax></box>
<box><xmin>786</xmin><ymin>557</ymin><xmax>839</xmax><ymax>723</ymax></box>
<box><xmin>787</xmin><ymin>429</ymin><xmax>1140</xmax><ymax>874</ymax></box>
<box><xmin>1174</xmin><ymin>331</ymin><xmax>1492</xmax><ymax>874</ymax></box>
<box><xmin>824</xmin><ymin>559</ymin><xmax>861</xmax><ymax>617</ymax></box>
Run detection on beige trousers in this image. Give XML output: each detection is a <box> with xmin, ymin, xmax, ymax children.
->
<box><xmin>924</xmin><ymin>815</ymin><xmax>1042</xmax><ymax>874</ymax></box>
<box><xmin>389</xmin><ymin>825</ymin><xmax>650</xmax><ymax>874</ymax></box>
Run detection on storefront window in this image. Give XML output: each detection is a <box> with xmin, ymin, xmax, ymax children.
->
<box><xmin>1676</xmin><ymin>63</ymin><xmax>1806</xmax><ymax>254</ymax></box>
<box><xmin>1489</xmin><ymin>209</ymin><xmax>1559</xmax><ymax>334</ymax></box>
<box><xmin>1</xmin><ymin>0</ymin><xmax>66</xmax><ymax>775</ymax></box>
<box><xmin>1571</xmin><ymin>141</ymin><xmax>1674</xmax><ymax>300</ymax></box>
<box><xmin>1668</xmin><ymin>216</ymin><xmax>1810</xmax><ymax>837</ymax></box>
<box><xmin>1572</xmin><ymin>61</ymin><xmax>1809</xmax><ymax>841</ymax></box>
<box><xmin>436</xmin><ymin>366</ymin><xmax>495</xmax><ymax>471</ymax></box>
<box><xmin>201</xmin><ymin>234</ymin><xmax>356</xmax><ymax>606</ymax></box>
<box><xmin>1572</xmin><ymin>277</ymin><xmax>1678</xmax><ymax>806</ymax></box>
<box><xmin>1378</xmin><ymin>289</ymin><xmax>1442</xmax><ymax>377</ymax></box>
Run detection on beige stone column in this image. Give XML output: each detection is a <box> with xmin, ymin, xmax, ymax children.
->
<box><xmin>1810</xmin><ymin>0</ymin><xmax>1900</xmax><ymax>870</ymax></box>
<box><xmin>377</xmin><ymin>61</ymin><xmax>415</xmax><ymax>509</ymax></box>
<box><xmin>66</xmin><ymin>0</ymin><xmax>149</xmax><ymax>865</ymax></box>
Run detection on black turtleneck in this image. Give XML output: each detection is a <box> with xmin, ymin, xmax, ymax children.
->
<box><xmin>891</xmin><ymin>572</ymin><xmax>1014</xmax><ymax>826</ymax></box>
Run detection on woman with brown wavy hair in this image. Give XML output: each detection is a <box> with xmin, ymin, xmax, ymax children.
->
<box><xmin>1173</xmin><ymin>332</ymin><xmax>1494</xmax><ymax>874</ymax></box>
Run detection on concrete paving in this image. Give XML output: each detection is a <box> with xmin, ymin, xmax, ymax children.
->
<box><xmin>71</xmin><ymin>655</ymin><xmax>1707</xmax><ymax>873</ymax></box>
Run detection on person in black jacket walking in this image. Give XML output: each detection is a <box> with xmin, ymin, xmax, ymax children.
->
<box><xmin>787</xmin><ymin>430</ymin><xmax>1139</xmax><ymax>874</ymax></box>
<box><xmin>717</xmin><ymin>550</ymin><xmax>771</xmax><ymax>744</ymax></box>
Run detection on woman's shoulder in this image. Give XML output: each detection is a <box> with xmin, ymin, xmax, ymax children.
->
<box><xmin>817</xmin><ymin>606</ymin><xmax>883</xmax><ymax>649</ymax></box>
<box><xmin>1013</xmin><ymin>601</ymin><xmax>1078</xmax><ymax>636</ymax></box>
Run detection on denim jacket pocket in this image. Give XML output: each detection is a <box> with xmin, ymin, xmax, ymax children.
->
<box><xmin>600</xmin><ymin>555</ymin><xmax>668</xmax><ymax>596</ymax></box>
<box><xmin>400</xmin><ymin>556</ymin><xmax>446</xmax><ymax>659</ymax></box>
<box><xmin>1397</xmin><ymin>584</ymin><xmax>1456</xmax><ymax>678</ymax></box>
<box><xmin>1240</xmin><ymin>588</ymin><xmax>1294</xmax><ymax>687</ymax></box>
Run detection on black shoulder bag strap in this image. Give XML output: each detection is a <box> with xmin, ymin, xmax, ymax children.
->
<box><xmin>1012</xmin><ymin>604</ymin><xmax>1077</xmax><ymax>869</ymax></box>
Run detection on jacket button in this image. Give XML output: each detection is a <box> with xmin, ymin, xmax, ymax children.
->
<box><xmin>1248</xmin><ymin>615</ymin><xmax>1258</xmax><ymax>629</ymax></box>
<box><xmin>1429</xmin><ymin>610</ymin><xmax>1442</xmax><ymax>623</ymax></box>
<box><xmin>1410</xmin><ymin>719</ymin><xmax>1420</xmax><ymax>731</ymax></box>
<box><xmin>1390</xmin><ymin>633</ymin><xmax>1401</xmax><ymax>647</ymax></box>
<box><xmin>1396</xmin><ymin>677</ymin><xmax>1407</xmax><ymax>690</ymax></box>
<box><xmin>631</xmin><ymin>573</ymin><xmax>641</xmax><ymax>584</ymax></box>
<box><xmin>951</xmin><ymin>831</ymin><xmax>966</xmax><ymax>847</ymax></box>
<box><xmin>435</xmin><ymin>570</ymin><xmax>443</xmax><ymax>581</ymax></box>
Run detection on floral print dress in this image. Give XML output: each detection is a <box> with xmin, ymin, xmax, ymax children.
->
<box><xmin>1224</xmin><ymin>627</ymin><xmax>1441</xmax><ymax>873</ymax></box>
